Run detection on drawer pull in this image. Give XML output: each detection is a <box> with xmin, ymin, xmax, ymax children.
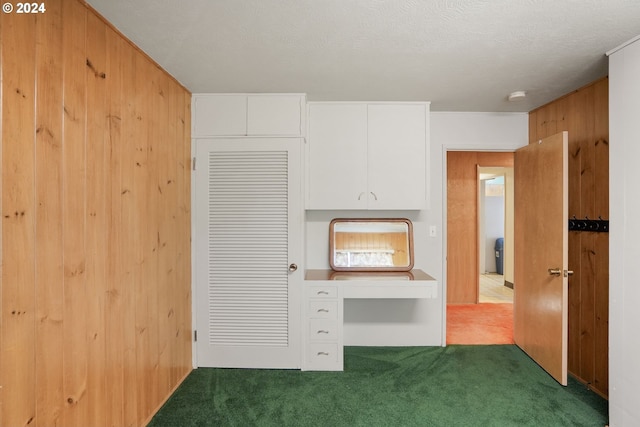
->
<box><xmin>317</xmin><ymin>308</ymin><xmax>330</xmax><ymax>313</ymax></box>
<box><xmin>317</xmin><ymin>330</ymin><xmax>330</xmax><ymax>334</ymax></box>
<box><xmin>317</xmin><ymin>291</ymin><xmax>329</xmax><ymax>295</ymax></box>
<box><xmin>317</xmin><ymin>351</ymin><xmax>330</xmax><ymax>356</ymax></box>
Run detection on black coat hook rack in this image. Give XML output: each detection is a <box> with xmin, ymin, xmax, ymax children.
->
<box><xmin>568</xmin><ymin>216</ymin><xmax>609</xmax><ymax>233</ymax></box>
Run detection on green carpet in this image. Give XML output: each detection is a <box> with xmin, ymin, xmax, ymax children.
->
<box><xmin>148</xmin><ymin>345</ymin><xmax>608</xmax><ymax>426</ymax></box>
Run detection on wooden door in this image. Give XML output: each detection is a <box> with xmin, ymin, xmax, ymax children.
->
<box><xmin>194</xmin><ymin>138</ymin><xmax>302</xmax><ymax>368</ymax></box>
<box><xmin>514</xmin><ymin>131</ymin><xmax>569</xmax><ymax>385</ymax></box>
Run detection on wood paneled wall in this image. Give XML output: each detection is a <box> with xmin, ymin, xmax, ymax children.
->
<box><xmin>447</xmin><ymin>152</ymin><xmax>514</xmax><ymax>303</ymax></box>
<box><xmin>335</xmin><ymin>232</ymin><xmax>410</xmax><ymax>267</ymax></box>
<box><xmin>529</xmin><ymin>77</ymin><xmax>609</xmax><ymax>398</ymax></box>
<box><xmin>0</xmin><ymin>1</ymin><xmax>192</xmax><ymax>426</ymax></box>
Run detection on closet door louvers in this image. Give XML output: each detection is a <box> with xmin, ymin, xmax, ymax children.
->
<box><xmin>207</xmin><ymin>150</ymin><xmax>289</xmax><ymax>346</ymax></box>
<box><xmin>195</xmin><ymin>138</ymin><xmax>301</xmax><ymax>369</ymax></box>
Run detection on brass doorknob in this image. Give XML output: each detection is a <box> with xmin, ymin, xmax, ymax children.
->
<box><xmin>548</xmin><ymin>268</ymin><xmax>573</xmax><ymax>277</ymax></box>
<box><xmin>548</xmin><ymin>268</ymin><xmax>562</xmax><ymax>276</ymax></box>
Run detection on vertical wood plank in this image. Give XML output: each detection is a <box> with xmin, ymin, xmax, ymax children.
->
<box><xmin>0</xmin><ymin>11</ymin><xmax>38</xmax><ymax>427</ymax></box>
<box><xmin>85</xmin><ymin>9</ymin><xmax>108</xmax><ymax>426</ymax></box>
<box><xmin>156</xmin><ymin>70</ymin><xmax>176</xmax><ymax>396</ymax></box>
<box><xmin>593</xmin><ymin>228</ymin><xmax>609</xmax><ymax>397</ymax></box>
<box><xmin>528</xmin><ymin>111</ymin><xmax>538</xmax><ymax>143</ymax></box>
<box><xmin>145</xmin><ymin>59</ymin><xmax>161</xmax><ymax>414</ymax></box>
<box><xmin>119</xmin><ymin>40</ymin><xmax>139</xmax><ymax>427</ymax></box>
<box><xmin>576</xmin><ymin>85</ymin><xmax>596</xmax><ymax>386</ymax></box>
<box><xmin>593</xmin><ymin>78</ymin><xmax>609</xmax><ymax>397</ymax></box>
<box><xmin>165</xmin><ymin>81</ymin><xmax>180</xmax><ymax>388</ymax></box>
<box><xmin>535</xmin><ymin>103</ymin><xmax>557</xmax><ymax>140</ymax></box>
<box><xmin>104</xmin><ymin>26</ymin><xmax>126</xmax><ymax>427</ymax></box>
<box><xmin>34</xmin><ymin>1</ymin><xmax>65</xmax><ymax>425</ymax></box>
<box><xmin>181</xmin><ymin>92</ymin><xmax>193</xmax><ymax>375</ymax></box>
<box><xmin>132</xmin><ymin>52</ymin><xmax>153</xmax><ymax>423</ymax></box>
<box><xmin>61</xmin><ymin>1</ymin><xmax>89</xmax><ymax>425</ymax></box>
<box><xmin>564</xmin><ymin>91</ymin><xmax>582</xmax><ymax>378</ymax></box>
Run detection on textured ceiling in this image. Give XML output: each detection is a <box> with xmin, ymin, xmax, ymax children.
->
<box><xmin>86</xmin><ymin>0</ymin><xmax>640</xmax><ymax>112</ymax></box>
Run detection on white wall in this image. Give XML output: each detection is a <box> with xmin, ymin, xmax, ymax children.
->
<box><xmin>305</xmin><ymin>112</ymin><xmax>527</xmax><ymax>346</ymax></box>
<box><xmin>484</xmin><ymin>192</ymin><xmax>505</xmax><ymax>273</ymax></box>
<box><xmin>607</xmin><ymin>36</ymin><xmax>640</xmax><ymax>427</ymax></box>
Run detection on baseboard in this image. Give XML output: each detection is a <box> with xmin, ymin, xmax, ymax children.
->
<box><xmin>568</xmin><ymin>371</ymin><xmax>609</xmax><ymax>401</ymax></box>
<box><xmin>504</xmin><ymin>280</ymin><xmax>514</xmax><ymax>289</ymax></box>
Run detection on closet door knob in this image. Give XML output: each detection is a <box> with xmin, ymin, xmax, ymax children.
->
<box><xmin>289</xmin><ymin>263</ymin><xmax>298</xmax><ymax>272</ymax></box>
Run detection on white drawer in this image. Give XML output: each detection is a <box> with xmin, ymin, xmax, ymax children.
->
<box><xmin>308</xmin><ymin>300</ymin><xmax>338</xmax><ymax>319</ymax></box>
<box><xmin>307</xmin><ymin>343</ymin><xmax>338</xmax><ymax>363</ymax></box>
<box><xmin>308</xmin><ymin>319</ymin><xmax>338</xmax><ymax>341</ymax></box>
<box><xmin>308</xmin><ymin>286</ymin><xmax>337</xmax><ymax>299</ymax></box>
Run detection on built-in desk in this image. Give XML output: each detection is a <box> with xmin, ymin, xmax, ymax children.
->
<box><xmin>302</xmin><ymin>269</ymin><xmax>438</xmax><ymax>371</ymax></box>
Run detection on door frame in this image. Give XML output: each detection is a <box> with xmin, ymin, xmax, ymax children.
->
<box><xmin>441</xmin><ymin>145</ymin><xmax>517</xmax><ymax>341</ymax></box>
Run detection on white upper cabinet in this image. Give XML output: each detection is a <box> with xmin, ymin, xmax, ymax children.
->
<box><xmin>306</xmin><ymin>103</ymin><xmax>369</xmax><ymax>209</ymax></box>
<box><xmin>306</xmin><ymin>102</ymin><xmax>430</xmax><ymax>210</ymax></box>
<box><xmin>192</xmin><ymin>94</ymin><xmax>306</xmax><ymax>137</ymax></box>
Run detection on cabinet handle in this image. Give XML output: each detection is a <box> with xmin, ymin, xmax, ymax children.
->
<box><xmin>317</xmin><ymin>291</ymin><xmax>329</xmax><ymax>295</ymax></box>
<box><xmin>317</xmin><ymin>351</ymin><xmax>330</xmax><ymax>356</ymax></box>
<box><xmin>370</xmin><ymin>191</ymin><xmax>378</xmax><ymax>200</ymax></box>
<box><xmin>358</xmin><ymin>192</ymin><xmax>366</xmax><ymax>200</ymax></box>
<box><xmin>317</xmin><ymin>330</ymin><xmax>330</xmax><ymax>334</ymax></box>
<box><xmin>317</xmin><ymin>308</ymin><xmax>329</xmax><ymax>313</ymax></box>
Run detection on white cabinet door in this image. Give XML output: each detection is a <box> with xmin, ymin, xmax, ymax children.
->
<box><xmin>192</xmin><ymin>94</ymin><xmax>305</xmax><ymax>137</ymax></box>
<box><xmin>367</xmin><ymin>104</ymin><xmax>428</xmax><ymax>210</ymax></box>
<box><xmin>247</xmin><ymin>95</ymin><xmax>303</xmax><ymax>136</ymax></box>
<box><xmin>193</xmin><ymin>95</ymin><xmax>247</xmax><ymax>136</ymax></box>
<box><xmin>306</xmin><ymin>102</ymin><xmax>429</xmax><ymax>210</ymax></box>
<box><xmin>194</xmin><ymin>138</ymin><xmax>302</xmax><ymax>368</ymax></box>
<box><xmin>306</xmin><ymin>103</ymin><xmax>368</xmax><ymax>209</ymax></box>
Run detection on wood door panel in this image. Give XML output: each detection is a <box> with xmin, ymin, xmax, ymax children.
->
<box><xmin>447</xmin><ymin>152</ymin><xmax>478</xmax><ymax>303</ymax></box>
<box><xmin>514</xmin><ymin>132</ymin><xmax>568</xmax><ymax>385</ymax></box>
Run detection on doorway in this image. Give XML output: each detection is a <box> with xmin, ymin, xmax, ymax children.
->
<box><xmin>446</xmin><ymin>151</ymin><xmax>514</xmax><ymax>304</ymax></box>
<box><xmin>445</xmin><ymin>151</ymin><xmax>514</xmax><ymax>345</ymax></box>
<box><xmin>478</xmin><ymin>167</ymin><xmax>513</xmax><ymax>303</ymax></box>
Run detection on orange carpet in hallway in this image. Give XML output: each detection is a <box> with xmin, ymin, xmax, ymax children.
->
<box><xmin>446</xmin><ymin>303</ymin><xmax>514</xmax><ymax>345</ymax></box>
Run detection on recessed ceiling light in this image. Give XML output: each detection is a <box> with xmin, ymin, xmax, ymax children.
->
<box><xmin>508</xmin><ymin>91</ymin><xmax>527</xmax><ymax>101</ymax></box>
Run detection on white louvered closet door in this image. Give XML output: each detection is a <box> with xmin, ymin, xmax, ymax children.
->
<box><xmin>194</xmin><ymin>138</ymin><xmax>302</xmax><ymax>368</ymax></box>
